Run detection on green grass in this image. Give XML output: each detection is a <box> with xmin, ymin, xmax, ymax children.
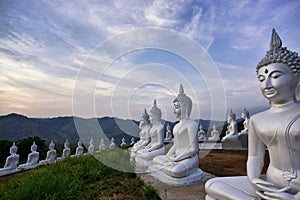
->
<box><xmin>0</xmin><ymin>152</ymin><xmax>160</xmax><ymax>200</ymax></box>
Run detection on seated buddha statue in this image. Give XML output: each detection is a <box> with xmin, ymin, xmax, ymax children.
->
<box><xmin>109</xmin><ymin>137</ymin><xmax>116</xmax><ymax>149</ymax></box>
<box><xmin>152</xmin><ymin>84</ymin><xmax>201</xmax><ymax>179</ymax></box>
<box><xmin>0</xmin><ymin>142</ymin><xmax>20</xmax><ymax>175</ymax></box>
<box><xmin>57</xmin><ymin>139</ymin><xmax>71</xmax><ymax>161</ymax></box>
<box><xmin>221</xmin><ymin>110</ymin><xmax>238</xmax><ymax>141</ymax></box>
<box><xmin>88</xmin><ymin>138</ymin><xmax>95</xmax><ymax>155</ymax></box>
<box><xmin>98</xmin><ymin>137</ymin><xmax>106</xmax><ymax>152</ymax></box>
<box><xmin>208</xmin><ymin>124</ymin><xmax>220</xmax><ymax>141</ymax></box>
<box><xmin>164</xmin><ymin>123</ymin><xmax>173</xmax><ymax>142</ymax></box>
<box><xmin>205</xmin><ymin>29</ymin><xmax>300</xmax><ymax>199</ymax></box>
<box><xmin>198</xmin><ymin>124</ymin><xmax>206</xmax><ymax>141</ymax></box>
<box><xmin>120</xmin><ymin>137</ymin><xmax>127</xmax><ymax>147</ymax></box>
<box><xmin>18</xmin><ymin>141</ymin><xmax>39</xmax><ymax>170</ymax></box>
<box><xmin>130</xmin><ymin>109</ymin><xmax>151</xmax><ymax>161</ymax></box>
<box><xmin>39</xmin><ymin>140</ymin><xmax>56</xmax><ymax>165</ymax></box>
<box><xmin>238</xmin><ymin>107</ymin><xmax>250</xmax><ymax>136</ymax></box>
<box><xmin>130</xmin><ymin>137</ymin><xmax>135</xmax><ymax>145</ymax></box>
<box><xmin>136</xmin><ymin>100</ymin><xmax>165</xmax><ymax>166</ymax></box>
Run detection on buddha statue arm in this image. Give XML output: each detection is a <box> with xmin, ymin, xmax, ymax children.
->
<box><xmin>148</xmin><ymin>127</ymin><xmax>164</xmax><ymax>151</ymax></box>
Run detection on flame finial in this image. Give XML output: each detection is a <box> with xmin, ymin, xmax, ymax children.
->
<box><xmin>269</xmin><ymin>28</ymin><xmax>282</xmax><ymax>51</ymax></box>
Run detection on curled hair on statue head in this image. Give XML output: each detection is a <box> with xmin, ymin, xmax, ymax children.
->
<box><xmin>173</xmin><ymin>84</ymin><xmax>192</xmax><ymax>117</ymax></box>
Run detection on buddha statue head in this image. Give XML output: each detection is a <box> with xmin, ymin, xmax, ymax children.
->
<box><xmin>256</xmin><ymin>29</ymin><xmax>300</xmax><ymax>103</ymax></box>
<box><xmin>149</xmin><ymin>99</ymin><xmax>162</xmax><ymax>124</ymax></box>
<box><xmin>227</xmin><ymin>109</ymin><xmax>236</xmax><ymax>123</ymax></box>
<box><xmin>49</xmin><ymin>140</ymin><xmax>55</xmax><ymax>150</ymax></box>
<box><xmin>242</xmin><ymin>107</ymin><xmax>249</xmax><ymax>119</ymax></box>
<box><xmin>31</xmin><ymin>141</ymin><xmax>37</xmax><ymax>152</ymax></box>
<box><xmin>78</xmin><ymin>140</ymin><xmax>82</xmax><ymax>147</ymax></box>
<box><xmin>173</xmin><ymin>84</ymin><xmax>192</xmax><ymax>119</ymax></box>
<box><xmin>139</xmin><ymin>108</ymin><xmax>150</xmax><ymax>128</ymax></box>
<box><xmin>10</xmin><ymin>142</ymin><xmax>18</xmax><ymax>154</ymax></box>
<box><xmin>64</xmin><ymin>139</ymin><xmax>70</xmax><ymax>148</ymax></box>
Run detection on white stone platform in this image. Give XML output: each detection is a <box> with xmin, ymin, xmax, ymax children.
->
<box><xmin>199</xmin><ymin>142</ymin><xmax>222</xmax><ymax>150</ymax></box>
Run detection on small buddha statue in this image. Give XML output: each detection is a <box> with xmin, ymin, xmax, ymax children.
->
<box><xmin>221</xmin><ymin>109</ymin><xmax>238</xmax><ymax>141</ymax></box>
<box><xmin>98</xmin><ymin>137</ymin><xmax>106</xmax><ymax>152</ymax></box>
<box><xmin>75</xmin><ymin>140</ymin><xmax>84</xmax><ymax>156</ymax></box>
<box><xmin>152</xmin><ymin>84</ymin><xmax>201</xmax><ymax>180</ymax></box>
<box><xmin>18</xmin><ymin>141</ymin><xmax>39</xmax><ymax>170</ymax></box>
<box><xmin>120</xmin><ymin>137</ymin><xmax>127</xmax><ymax>147</ymax></box>
<box><xmin>57</xmin><ymin>139</ymin><xmax>70</xmax><ymax>161</ymax></box>
<box><xmin>238</xmin><ymin>107</ymin><xmax>250</xmax><ymax>136</ymax></box>
<box><xmin>208</xmin><ymin>124</ymin><xmax>220</xmax><ymax>141</ymax></box>
<box><xmin>109</xmin><ymin>137</ymin><xmax>116</xmax><ymax>149</ymax></box>
<box><xmin>130</xmin><ymin>109</ymin><xmax>151</xmax><ymax>162</ymax></box>
<box><xmin>40</xmin><ymin>140</ymin><xmax>56</xmax><ymax>165</ymax></box>
<box><xmin>198</xmin><ymin>124</ymin><xmax>206</xmax><ymax>141</ymax></box>
<box><xmin>88</xmin><ymin>138</ymin><xmax>95</xmax><ymax>155</ymax></box>
<box><xmin>206</xmin><ymin>29</ymin><xmax>300</xmax><ymax>199</ymax></box>
<box><xmin>136</xmin><ymin>100</ymin><xmax>165</xmax><ymax>166</ymax></box>
<box><xmin>130</xmin><ymin>137</ymin><xmax>135</xmax><ymax>145</ymax></box>
<box><xmin>164</xmin><ymin>123</ymin><xmax>173</xmax><ymax>142</ymax></box>
<box><xmin>0</xmin><ymin>142</ymin><xmax>20</xmax><ymax>175</ymax></box>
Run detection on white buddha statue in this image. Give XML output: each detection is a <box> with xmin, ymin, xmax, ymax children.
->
<box><xmin>18</xmin><ymin>141</ymin><xmax>39</xmax><ymax>170</ymax></box>
<box><xmin>136</xmin><ymin>100</ymin><xmax>165</xmax><ymax>167</ymax></box>
<box><xmin>130</xmin><ymin>109</ymin><xmax>151</xmax><ymax>162</ymax></box>
<box><xmin>75</xmin><ymin>140</ymin><xmax>84</xmax><ymax>156</ymax></box>
<box><xmin>208</xmin><ymin>124</ymin><xmax>220</xmax><ymax>141</ymax></box>
<box><xmin>221</xmin><ymin>110</ymin><xmax>238</xmax><ymax>141</ymax></box>
<box><xmin>109</xmin><ymin>137</ymin><xmax>116</xmax><ymax>149</ymax></box>
<box><xmin>206</xmin><ymin>29</ymin><xmax>300</xmax><ymax>199</ymax></box>
<box><xmin>151</xmin><ymin>84</ymin><xmax>202</xmax><ymax>183</ymax></box>
<box><xmin>57</xmin><ymin>139</ymin><xmax>70</xmax><ymax>161</ymax></box>
<box><xmin>39</xmin><ymin>140</ymin><xmax>56</xmax><ymax>165</ymax></box>
<box><xmin>88</xmin><ymin>138</ymin><xmax>95</xmax><ymax>155</ymax></box>
<box><xmin>164</xmin><ymin>123</ymin><xmax>173</xmax><ymax>142</ymax></box>
<box><xmin>130</xmin><ymin>137</ymin><xmax>135</xmax><ymax>145</ymax></box>
<box><xmin>120</xmin><ymin>137</ymin><xmax>127</xmax><ymax>147</ymax></box>
<box><xmin>98</xmin><ymin>137</ymin><xmax>106</xmax><ymax>152</ymax></box>
<box><xmin>198</xmin><ymin>124</ymin><xmax>206</xmax><ymax>141</ymax></box>
<box><xmin>0</xmin><ymin>142</ymin><xmax>20</xmax><ymax>175</ymax></box>
<box><xmin>238</xmin><ymin>107</ymin><xmax>250</xmax><ymax>136</ymax></box>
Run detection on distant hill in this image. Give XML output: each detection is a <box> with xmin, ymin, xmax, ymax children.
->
<box><xmin>0</xmin><ymin>113</ymin><xmax>229</xmax><ymax>147</ymax></box>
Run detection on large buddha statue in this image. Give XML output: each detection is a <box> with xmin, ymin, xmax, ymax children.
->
<box><xmin>136</xmin><ymin>100</ymin><xmax>165</xmax><ymax>167</ymax></box>
<box><xmin>205</xmin><ymin>29</ymin><xmax>300</xmax><ymax>199</ymax></box>
<box><xmin>238</xmin><ymin>107</ymin><xmax>250</xmax><ymax>136</ymax></box>
<box><xmin>221</xmin><ymin>110</ymin><xmax>238</xmax><ymax>141</ymax></box>
<box><xmin>130</xmin><ymin>109</ymin><xmax>151</xmax><ymax>161</ymax></box>
<box><xmin>18</xmin><ymin>141</ymin><xmax>39</xmax><ymax>170</ymax></box>
<box><xmin>208</xmin><ymin>124</ymin><xmax>220</xmax><ymax>141</ymax></box>
<box><xmin>0</xmin><ymin>142</ymin><xmax>20</xmax><ymax>175</ymax></box>
<box><xmin>198</xmin><ymin>124</ymin><xmax>206</xmax><ymax>141</ymax></box>
<box><xmin>150</xmin><ymin>84</ymin><xmax>202</xmax><ymax>185</ymax></box>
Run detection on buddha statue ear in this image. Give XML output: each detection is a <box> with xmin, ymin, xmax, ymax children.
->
<box><xmin>295</xmin><ymin>71</ymin><xmax>300</xmax><ymax>102</ymax></box>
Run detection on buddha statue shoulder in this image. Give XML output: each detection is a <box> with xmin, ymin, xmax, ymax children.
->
<box><xmin>205</xmin><ymin>29</ymin><xmax>300</xmax><ymax>199</ymax></box>
<box><xmin>152</xmin><ymin>84</ymin><xmax>200</xmax><ymax>178</ymax></box>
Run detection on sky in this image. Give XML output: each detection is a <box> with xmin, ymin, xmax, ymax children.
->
<box><xmin>0</xmin><ymin>0</ymin><xmax>300</xmax><ymax>122</ymax></box>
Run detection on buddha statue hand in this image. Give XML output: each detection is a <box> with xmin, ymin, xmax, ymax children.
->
<box><xmin>256</xmin><ymin>190</ymin><xmax>300</xmax><ymax>200</ymax></box>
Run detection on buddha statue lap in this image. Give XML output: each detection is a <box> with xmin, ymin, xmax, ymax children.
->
<box><xmin>221</xmin><ymin>110</ymin><xmax>238</xmax><ymax>141</ymax></box>
<box><xmin>0</xmin><ymin>142</ymin><xmax>20</xmax><ymax>176</ymax></box>
<box><xmin>150</xmin><ymin>85</ymin><xmax>203</xmax><ymax>185</ymax></box>
<box><xmin>135</xmin><ymin>100</ymin><xmax>165</xmax><ymax>168</ymax></box>
<box><xmin>208</xmin><ymin>124</ymin><xmax>220</xmax><ymax>141</ymax></box>
<box><xmin>39</xmin><ymin>140</ymin><xmax>56</xmax><ymax>165</ymax></box>
<box><xmin>198</xmin><ymin>124</ymin><xmax>206</xmax><ymax>141</ymax></box>
<box><xmin>205</xmin><ymin>29</ymin><xmax>300</xmax><ymax>199</ymax></box>
<box><xmin>130</xmin><ymin>109</ymin><xmax>151</xmax><ymax>162</ymax></box>
<box><xmin>18</xmin><ymin>142</ymin><xmax>39</xmax><ymax>170</ymax></box>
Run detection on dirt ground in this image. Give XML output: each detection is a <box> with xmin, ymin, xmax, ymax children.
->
<box><xmin>199</xmin><ymin>149</ymin><xmax>270</xmax><ymax>177</ymax></box>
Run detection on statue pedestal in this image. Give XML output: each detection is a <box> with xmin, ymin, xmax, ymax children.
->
<box><xmin>199</xmin><ymin>141</ymin><xmax>222</xmax><ymax>150</ymax></box>
<box><xmin>238</xmin><ymin>134</ymin><xmax>248</xmax><ymax>149</ymax></box>
<box><xmin>222</xmin><ymin>140</ymin><xmax>243</xmax><ymax>150</ymax></box>
<box><xmin>0</xmin><ymin>168</ymin><xmax>19</xmax><ymax>176</ymax></box>
<box><xmin>149</xmin><ymin>165</ymin><xmax>203</xmax><ymax>186</ymax></box>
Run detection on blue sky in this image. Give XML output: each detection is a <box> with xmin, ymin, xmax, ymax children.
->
<box><xmin>0</xmin><ymin>0</ymin><xmax>299</xmax><ymax>121</ymax></box>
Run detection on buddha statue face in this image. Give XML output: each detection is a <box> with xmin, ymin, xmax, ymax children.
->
<box><xmin>149</xmin><ymin>100</ymin><xmax>162</xmax><ymax>124</ymax></box>
<box><xmin>31</xmin><ymin>142</ymin><xmax>37</xmax><ymax>152</ymax></box>
<box><xmin>213</xmin><ymin>124</ymin><xmax>216</xmax><ymax>130</ymax></box>
<box><xmin>258</xmin><ymin>63</ymin><xmax>298</xmax><ymax>104</ymax></box>
<box><xmin>173</xmin><ymin>101</ymin><xmax>181</xmax><ymax>119</ymax></box>
<box><xmin>139</xmin><ymin>109</ymin><xmax>149</xmax><ymax>128</ymax></box>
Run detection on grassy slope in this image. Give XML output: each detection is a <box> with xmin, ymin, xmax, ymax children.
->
<box><xmin>0</xmin><ymin>151</ymin><xmax>160</xmax><ymax>200</ymax></box>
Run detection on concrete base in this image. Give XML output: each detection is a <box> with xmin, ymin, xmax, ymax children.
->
<box><xmin>149</xmin><ymin>166</ymin><xmax>204</xmax><ymax>186</ymax></box>
<box><xmin>199</xmin><ymin>142</ymin><xmax>222</xmax><ymax>150</ymax></box>
<box><xmin>0</xmin><ymin>168</ymin><xmax>19</xmax><ymax>177</ymax></box>
<box><xmin>238</xmin><ymin>134</ymin><xmax>248</xmax><ymax>149</ymax></box>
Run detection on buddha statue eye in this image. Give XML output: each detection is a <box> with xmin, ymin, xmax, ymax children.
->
<box><xmin>258</xmin><ymin>75</ymin><xmax>265</xmax><ymax>82</ymax></box>
<box><xmin>270</xmin><ymin>71</ymin><xmax>283</xmax><ymax>79</ymax></box>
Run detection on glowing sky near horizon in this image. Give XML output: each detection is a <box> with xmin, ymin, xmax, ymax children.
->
<box><xmin>0</xmin><ymin>0</ymin><xmax>299</xmax><ymax>121</ymax></box>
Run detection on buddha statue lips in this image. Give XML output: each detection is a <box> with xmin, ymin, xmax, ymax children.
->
<box><xmin>152</xmin><ymin>84</ymin><xmax>199</xmax><ymax>178</ymax></box>
<box><xmin>205</xmin><ymin>29</ymin><xmax>300</xmax><ymax>200</ymax></box>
